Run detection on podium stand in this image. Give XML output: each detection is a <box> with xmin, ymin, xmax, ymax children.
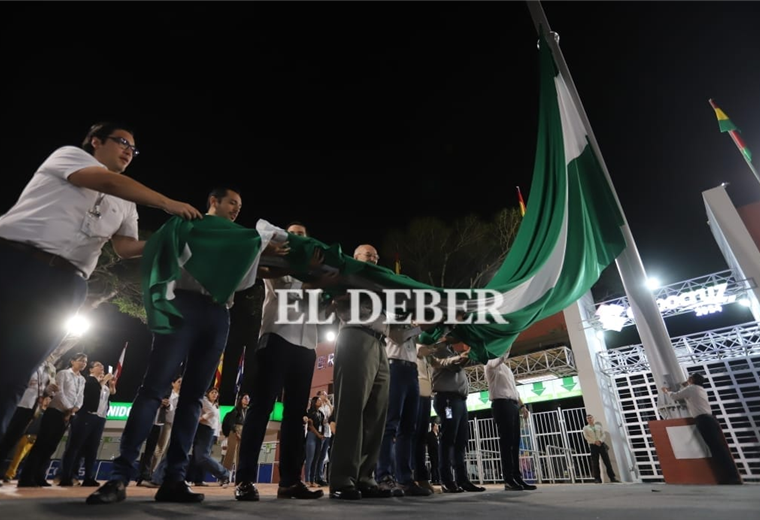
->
<box><xmin>648</xmin><ymin>418</ymin><xmax>725</xmax><ymax>484</ymax></box>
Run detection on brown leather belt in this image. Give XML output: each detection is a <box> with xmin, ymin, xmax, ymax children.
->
<box><xmin>0</xmin><ymin>237</ymin><xmax>83</xmax><ymax>276</ymax></box>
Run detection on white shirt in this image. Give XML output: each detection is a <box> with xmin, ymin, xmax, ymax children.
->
<box><xmin>485</xmin><ymin>356</ymin><xmax>520</xmax><ymax>401</ymax></box>
<box><xmin>50</xmin><ymin>368</ymin><xmax>86</xmax><ymax>413</ymax></box>
<box><xmin>583</xmin><ymin>422</ymin><xmax>606</xmax><ymax>445</ymax></box>
<box><xmin>0</xmin><ymin>146</ymin><xmax>139</xmax><ymax>278</ymax></box>
<box><xmin>669</xmin><ymin>384</ymin><xmax>713</xmax><ymax>417</ymax></box>
<box><xmin>416</xmin><ymin>348</ymin><xmax>433</xmax><ymax>398</ymax></box>
<box><xmin>319</xmin><ymin>402</ymin><xmax>333</xmax><ymax>438</ymax></box>
<box><xmin>19</xmin><ymin>363</ymin><xmax>54</xmax><ymax>409</ymax></box>
<box><xmin>200</xmin><ymin>397</ymin><xmax>221</xmax><ymax>437</ymax></box>
<box><xmin>259</xmin><ymin>276</ymin><xmax>318</xmax><ymax>349</ymax></box>
<box><xmin>96</xmin><ymin>383</ymin><xmax>111</xmax><ymax>418</ymax></box>
<box><xmin>385</xmin><ymin>331</ymin><xmax>418</xmax><ymax>363</ymax></box>
<box><xmin>165</xmin><ymin>390</ymin><xmax>180</xmax><ymax>424</ymax></box>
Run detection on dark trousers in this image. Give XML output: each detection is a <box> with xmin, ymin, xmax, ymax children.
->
<box><xmin>136</xmin><ymin>424</ymin><xmax>162</xmax><ymax>482</ymax></box>
<box><xmin>0</xmin><ymin>244</ymin><xmax>87</xmax><ymax>439</ymax></box>
<box><xmin>433</xmin><ymin>393</ymin><xmax>469</xmax><ymax>486</ymax></box>
<box><xmin>0</xmin><ymin>406</ymin><xmax>34</xmax><ymax>476</ymax></box>
<box><xmin>413</xmin><ymin>395</ymin><xmax>432</xmax><ymax>481</ymax></box>
<box><xmin>491</xmin><ymin>398</ymin><xmax>522</xmax><ymax>481</ymax></box>
<box><xmin>60</xmin><ymin>412</ymin><xmax>106</xmax><ymax>481</ymax></box>
<box><xmin>590</xmin><ymin>443</ymin><xmax>616</xmax><ymax>481</ymax></box>
<box><xmin>188</xmin><ymin>424</ymin><xmax>228</xmax><ymax>483</ymax></box>
<box><xmin>18</xmin><ymin>408</ymin><xmax>68</xmax><ymax>484</ymax></box>
<box><xmin>236</xmin><ymin>334</ymin><xmax>316</xmax><ymax>487</ymax></box>
<box><xmin>695</xmin><ymin>413</ymin><xmax>742</xmax><ymax>484</ymax></box>
<box><xmin>110</xmin><ymin>292</ymin><xmax>229</xmax><ymax>484</ymax></box>
<box><xmin>377</xmin><ymin>361</ymin><xmax>419</xmax><ymax>485</ymax></box>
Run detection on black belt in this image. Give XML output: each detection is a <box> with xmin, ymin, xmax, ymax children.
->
<box><xmin>0</xmin><ymin>237</ymin><xmax>82</xmax><ymax>276</ymax></box>
<box><xmin>493</xmin><ymin>398</ymin><xmax>519</xmax><ymax>404</ymax></box>
<box><xmin>174</xmin><ymin>289</ymin><xmax>225</xmax><ymax>307</ymax></box>
<box><xmin>389</xmin><ymin>359</ymin><xmax>417</xmax><ymax>369</ymax></box>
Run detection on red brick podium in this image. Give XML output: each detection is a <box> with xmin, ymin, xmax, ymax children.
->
<box><xmin>648</xmin><ymin>418</ymin><xmax>724</xmax><ymax>484</ymax></box>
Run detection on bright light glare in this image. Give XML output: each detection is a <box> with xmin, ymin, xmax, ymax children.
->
<box><xmin>646</xmin><ymin>278</ymin><xmax>661</xmax><ymax>291</ymax></box>
<box><xmin>326</xmin><ymin>331</ymin><xmax>336</xmax><ymax>342</ymax></box>
<box><xmin>739</xmin><ymin>298</ymin><xmax>752</xmax><ymax>307</ymax></box>
<box><xmin>65</xmin><ymin>315</ymin><xmax>91</xmax><ymax>337</ymax></box>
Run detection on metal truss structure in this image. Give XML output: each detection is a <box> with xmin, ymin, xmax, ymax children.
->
<box><xmin>466</xmin><ymin>346</ymin><xmax>577</xmax><ymax>392</ymax></box>
<box><xmin>588</xmin><ymin>269</ymin><xmax>755</xmax><ymax>330</ymax></box>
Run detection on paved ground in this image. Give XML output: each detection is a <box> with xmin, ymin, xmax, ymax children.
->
<box><xmin>0</xmin><ymin>482</ymin><xmax>757</xmax><ymax>519</ymax></box>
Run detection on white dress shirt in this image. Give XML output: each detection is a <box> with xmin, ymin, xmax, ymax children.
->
<box><xmin>0</xmin><ymin>146</ymin><xmax>139</xmax><ymax>278</ymax></box>
<box><xmin>385</xmin><ymin>333</ymin><xmax>418</xmax><ymax>363</ymax></box>
<box><xmin>485</xmin><ymin>356</ymin><xmax>520</xmax><ymax>401</ymax></box>
<box><xmin>49</xmin><ymin>368</ymin><xmax>86</xmax><ymax>413</ymax></box>
<box><xmin>260</xmin><ymin>275</ymin><xmax>318</xmax><ymax>349</ymax></box>
<box><xmin>18</xmin><ymin>363</ymin><xmax>54</xmax><ymax>409</ymax></box>
<box><xmin>200</xmin><ymin>397</ymin><xmax>221</xmax><ymax>436</ymax></box>
<box><xmin>96</xmin><ymin>383</ymin><xmax>111</xmax><ymax>418</ymax></box>
<box><xmin>669</xmin><ymin>384</ymin><xmax>713</xmax><ymax>417</ymax></box>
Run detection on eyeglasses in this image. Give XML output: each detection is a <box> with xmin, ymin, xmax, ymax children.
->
<box><xmin>107</xmin><ymin>136</ymin><xmax>140</xmax><ymax>156</ymax></box>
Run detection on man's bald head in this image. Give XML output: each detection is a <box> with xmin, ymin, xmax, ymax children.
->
<box><xmin>354</xmin><ymin>244</ymin><xmax>379</xmax><ymax>265</ymax></box>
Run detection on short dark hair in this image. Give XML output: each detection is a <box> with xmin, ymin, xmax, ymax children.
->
<box><xmin>81</xmin><ymin>122</ymin><xmax>134</xmax><ymax>154</ymax></box>
<box><xmin>207</xmin><ymin>187</ymin><xmax>241</xmax><ymax>210</ymax></box>
<box><xmin>690</xmin><ymin>373</ymin><xmax>706</xmax><ymax>387</ymax></box>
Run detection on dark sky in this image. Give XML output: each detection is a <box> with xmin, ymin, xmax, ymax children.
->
<box><xmin>2</xmin><ymin>2</ymin><xmax>759</xmax><ymax>400</ymax></box>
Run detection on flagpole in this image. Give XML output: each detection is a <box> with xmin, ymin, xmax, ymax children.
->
<box><xmin>708</xmin><ymin>98</ymin><xmax>760</xmax><ymax>186</ymax></box>
<box><xmin>526</xmin><ymin>1</ymin><xmax>687</xmax><ymax>417</ymax></box>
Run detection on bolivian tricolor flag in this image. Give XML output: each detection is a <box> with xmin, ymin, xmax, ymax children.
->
<box><xmin>710</xmin><ymin>99</ymin><xmax>752</xmax><ymax>163</ymax></box>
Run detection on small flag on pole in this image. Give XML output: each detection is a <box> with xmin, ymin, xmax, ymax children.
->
<box><xmin>113</xmin><ymin>342</ymin><xmax>128</xmax><ymax>382</ymax></box>
<box><xmin>234</xmin><ymin>346</ymin><xmax>246</xmax><ymax>400</ymax></box>
<box><xmin>213</xmin><ymin>353</ymin><xmax>224</xmax><ymax>389</ymax></box>
<box><xmin>394</xmin><ymin>252</ymin><xmax>401</xmax><ymax>275</ymax></box>
<box><xmin>517</xmin><ymin>186</ymin><xmax>527</xmax><ymax>217</ymax></box>
<box><xmin>710</xmin><ymin>99</ymin><xmax>753</xmax><ymax>163</ymax></box>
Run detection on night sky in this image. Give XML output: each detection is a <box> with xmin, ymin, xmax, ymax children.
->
<box><xmin>2</xmin><ymin>2</ymin><xmax>759</xmax><ymax>402</ymax></box>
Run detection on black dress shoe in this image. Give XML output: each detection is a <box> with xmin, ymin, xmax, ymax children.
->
<box><xmin>235</xmin><ymin>481</ymin><xmax>260</xmax><ymax>501</ymax></box>
<box><xmin>316</xmin><ymin>479</ymin><xmax>329</xmax><ymax>487</ymax></box>
<box><xmin>16</xmin><ymin>480</ymin><xmax>39</xmax><ymax>488</ymax></box>
<box><xmin>358</xmin><ymin>485</ymin><xmax>393</xmax><ymax>498</ymax></box>
<box><xmin>81</xmin><ymin>478</ymin><xmax>100</xmax><ymax>487</ymax></box>
<box><xmin>86</xmin><ymin>480</ymin><xmax>127</xmax><ymax>505</ymax></box>
<box><xmin>441</xmin><ymin>482</ymin><xmax>464</xmax><ymax>493</ymax></box>
<box><xmin>329</xmin><ymin>487</ymin><xmax>362</xmax><ymax>500</ymax></box>
<box><xmin>504</xmin><ymin>478</ymin><xmax>524</xmax><ymax>491</ymax></box>
<box><xmin>459</xmin><ymin>481</ymin><xmax>486</xmax><ymax>492</ymax></box>
<box><xmin>58</xmin><ymin>479</ymin><xmax>75</xmax><ymax>487</ymax></box>
<box><xmin>37</xmin><ymin>480</ymin><xmax>52</xmax><ymax>487</ymax></box>
<box><xmin>155</xmin><ymin>481</ymin><xmax>204</xmax><ymax>503</ymax></box>
<box><xmin>513</xmin><ymin>477</ymin><xmax>537</xmax><ymax>490</ymax></box>
<box><xmin>278</xmin><ymin>481</ymin><xmax>324</xmax><ymax>499</ymax></box>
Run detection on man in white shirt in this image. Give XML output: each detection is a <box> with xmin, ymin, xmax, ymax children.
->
<box><xmin>87</xmin><ymin>188</ymin><xmax>286</xmax><ymax>506</ymax></box>
<box><xmin>484</xmin><ymin>354</ymin><xmax>537</xmax><ymax>491</ymax></box>
<box><xmin>582</xmin><ymin>414</ymin><xmax>619</xmax><ymax>483</ymax></box>
<box><xmin>59</xmin><ymin>360</ymin><xmax>115</xmax><ymax>487</ymax></box>
<box><xmin>0</xmin><ymin>122</ymin><xmax>202</xmax><ymax>441</ymax></box>
<box><xmin>376</xmin><ymin>329</ymin><xmax>433</xmax><ymax>497</ymax></box>
<box><xmin>18</xmin><ymin>352</ymin><xmax>87</xmax><ymax>487</ymax></box>
<box><xmin>235</xmin><ymin>223</ymin><xmax>325</xmax><ymax>502</ymax></box>
<box><xmin>663</xmin><ymin>373</ymin><xmax>742</xmax><ymax>484</ymax></box>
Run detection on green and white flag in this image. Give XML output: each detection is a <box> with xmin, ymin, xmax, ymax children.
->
<box><xmin>452</xmin><ymin>33</ymin><xmax>626</xmax><ymax>361</ymax></box>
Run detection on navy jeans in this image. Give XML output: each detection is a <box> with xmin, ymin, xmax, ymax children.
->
<box><xmin>110</xmin><ymin>291</ymin><xmax>229</xmax><ymax>484</ymax></box>
<box><xmin>376</xmin><ymin>361</ymin><xmax>419</xmax><ymax>485</ymax></box>
<box><xmin>304</xmin><ymin>431</ymin><xmax>323</xmax><ymax>483</ymax></box>
<box><xmin>0</xmin><ymin>243</ymin><xmax>87</xmax><ymax>439</ymax></box>
<box><xmin>188</xmin><ymin>424</ymin><xmax>229</xmax><ymax>483</ymax></box>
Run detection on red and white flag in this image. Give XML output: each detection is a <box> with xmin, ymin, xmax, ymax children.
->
<box><xmin>114</xmin><ymin>342</ymin><xmax>128</xmax><ymax>382</ymax></box>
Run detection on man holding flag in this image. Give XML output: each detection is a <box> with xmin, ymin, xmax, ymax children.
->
<box><xmin>87</xmin><ymin>187</ymin><xmax>288</xmax><ymax>505</ymax></box>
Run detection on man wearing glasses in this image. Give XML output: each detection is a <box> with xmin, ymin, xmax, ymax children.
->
<box><xmin>0</xmin><ymin>122</ymin><xmax>202</xmax><ymax>445</ymax></box>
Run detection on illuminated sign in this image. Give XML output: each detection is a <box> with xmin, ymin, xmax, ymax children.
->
<box><xmin>596</xmin><ymin>283</ymin><xmax>737</xmax><ymax>331</ymax></box>
<box><xmin>429</xmin><ymin>375</ymin><xmax>583</xmax><ymax>416</ymax></box>
<box><xmin>317</xmin><ymin>353</ymin><xmax>335</xmax><ymax>370</ymax></box>
<box><xmin>107</xmin><ymin>401</ymin><xmax>284</xmax><ymax>422</ymax></box>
